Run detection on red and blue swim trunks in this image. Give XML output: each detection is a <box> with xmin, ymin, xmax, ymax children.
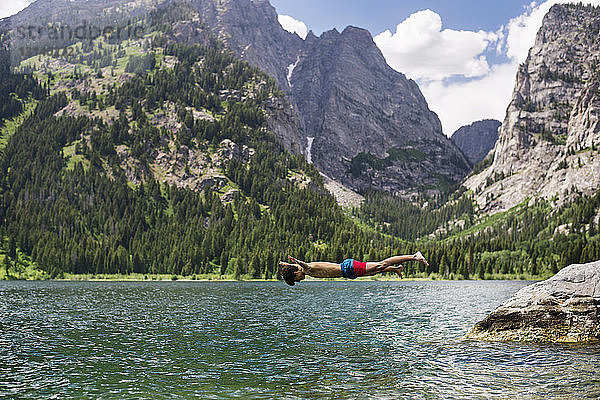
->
<box><xmin>340</xmin><ymin>259</ymin><xmax>367</xmax><ymax>279</ymax></box>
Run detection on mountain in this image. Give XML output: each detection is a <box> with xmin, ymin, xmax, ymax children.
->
<box><xmin>157</xmin><ymin>0</ymin><xmax>473</xmax><ymax>194</ymax></box>
<box><xmin>2</xmin><ymin>0</ymin><xmax>471</xmax><ymax>197</ymax></box>
<box><xmin>464</xmin><ymin>3</ymin><xmax>600</xmax><ymax>213</ymax></box>
<box><xmin>354</xmin><ymin>3</ymin><xmax>600</xmax><ymax>279</ymax></box>
<box><xmin>0</xmin><ymin>2</ymin><xmax>419</xmax><ymax>279</ymax></box>
<box><xmin>450</xmin><ymin>119</ymin><xmax>500</xmax><ymax>165</ymax></box>
<box><xmin>5</xmin><ymin>0</ymin><xmax>599</xmax><ymax>282</ymax></box>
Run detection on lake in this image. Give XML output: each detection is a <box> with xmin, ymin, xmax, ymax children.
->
<box><xmin>1</xmin><ymin>280</ymin><xmax>599</xmax><ymax>399</ymax></box>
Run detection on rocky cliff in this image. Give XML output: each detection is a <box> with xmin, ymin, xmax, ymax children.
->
<box><xmin>3</xmin><ymin>0</ymin><xmax>471</xmax><ymax>196</ymax></box>
<box><xmin>183</xmin><ymin>0</ymin><xmax>472</xmax><ymax>194</ymax></box>
<box><xmin>466</xmin><ymin>261</ymin><xmax>600</xmax><ymax>343</ymax></box>
<box><xmin>465</xmin><ymin>4</ymin><xmax>600</xmax><ymax>213</ymax></box>
<box><xmin>451</xmin><ymin>119</ymin><xmax>500</xmax><ymax>165</ymax></box>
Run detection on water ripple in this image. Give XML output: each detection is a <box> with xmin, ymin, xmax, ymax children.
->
<box><xmin>1</xmin><ymin>280</ymin><xmax>599</xmax><ymax>399</ymax></box>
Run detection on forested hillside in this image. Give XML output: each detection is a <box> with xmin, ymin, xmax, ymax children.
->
<box><xmin>357</xmin><ymin>187</ymin><xmax>600</xmax><ymax>279</ymax></box>
<box><xmin>1</xmin><ymin>2</ymin><xmax>600</xmax><ymax>281</ymax></box>
<box><xmin>0</xmin><ymin>6</ymin><xmax>419</xmax><ymax>279</ymax></box>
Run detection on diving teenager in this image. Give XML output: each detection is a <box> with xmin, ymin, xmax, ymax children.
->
<box><xmin>279</xmin><ymin>252</ymin><xmax>429</xmax><ymax>286</ymax></box>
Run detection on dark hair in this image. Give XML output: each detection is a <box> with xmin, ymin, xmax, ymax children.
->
<box><xmin>280</xmin><ymin>265</ymin><xmax>299</xmax><ymax>286</ymax></box>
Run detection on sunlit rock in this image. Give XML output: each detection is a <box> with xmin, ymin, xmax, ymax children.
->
<box><xmin>466</xmin><ymin>261</ymin><xmax>600</xmax><ymax>343</ymax></box>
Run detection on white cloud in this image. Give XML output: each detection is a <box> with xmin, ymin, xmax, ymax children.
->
<box><xmin>374</xmin><ymin>1</ymin><xmax>600</xmax><ymax>135</ymax></box>
<box><xmin>0</xmin><ymin>0</ymin><xmax>33</xmax><ymax>19</ymax></box>
<box><xmin>277</xmin><ymin>14</ymin><xmax>308</xmax><ymax>40</ymax></box>
<box><xmin>372</xmin><ymin>8</ymin><xmax>510</xmax><ymax>134</ymax></box>
<box><xmin>373</xmin><ymin>9</ymin><xmax>499</xmax><ymax>81</ymax></box>
<box><xmin>421</xmin><ymin>63</ymin><xmax>517</xmax><ymax>135</ymax></box>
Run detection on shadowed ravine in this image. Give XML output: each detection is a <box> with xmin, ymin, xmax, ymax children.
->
<box><xmin>1</xmin><ymin>280</ymin><xmax>599</xmax><ymax>399</ymax></box>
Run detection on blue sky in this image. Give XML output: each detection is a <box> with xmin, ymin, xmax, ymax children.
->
<box><xmin>270</xmin><ymin>0</ymin><xmax>530</xmax><ymax>35</ymax></box>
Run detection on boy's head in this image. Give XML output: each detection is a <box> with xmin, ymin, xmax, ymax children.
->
<box><xmin>280</xmin><ymin>265</ymin><xmax>305</xmax><ymax>286</ymax></box>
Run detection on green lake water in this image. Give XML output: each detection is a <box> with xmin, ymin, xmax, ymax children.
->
<box><xmin>1</xmin><ymin>280</ymin><xmax>599</xmax><ymax>399</ymax></box>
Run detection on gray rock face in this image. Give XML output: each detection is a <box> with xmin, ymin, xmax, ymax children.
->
<box><xmin>187</xmin><ymin>0</ymin><xmax>471</xmax><ymax>194</ymax></box>
<box><xmin>451</xmin><ymin>119</ymin><xmax>500</xmax><ymax>165</ymax></box>
<box><xmin>465</xmin><ymin>4</ymin><xmax>600</xmax><ymax>213</ymax></box>
<box><xmin>2</xmin><ymin>0</ymin><xmax>167</xmax><ymax>60</ymax></box>
<box><xmin>4</xmin><ymin>0</ymin><xmax>472</xmax><ymax>195</ymax></box>
<box><xmin>466</xmin><ymin>261</ymin><xmax>600</xmax><ymax>343</ymax></box>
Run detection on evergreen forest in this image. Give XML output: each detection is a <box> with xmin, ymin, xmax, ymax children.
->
<box><xmin>1</xmin><ymin>4</ymin><xmax>599</xmax><ymax>281</ymax></box>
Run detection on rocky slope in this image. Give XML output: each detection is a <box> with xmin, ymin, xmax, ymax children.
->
<box><xmin>465</xmin><ymin>4</ymin><xmax>600</xmax><ymax>213</ymax></box>
<box><xmin>164</xmin><ymin>0</ymin><xmax>472</xmax><ymax>194</ymax></box>
<box><xmin>451</xmin><ymin>119</ymin><xmax>500</xmax><ymax>165</ymax></box>
<box><xmin>1</xmin><ymin>0</ymin><xmax>166</xmax><ymax>55</ymax></box>
<box><xmin>466</xmin><ymin>261</ymin><xmax>600</xmax><ymax>343</ymax></box>
<box><xmin>3</xmin><ymin>0</ymin><xmax>471</xmax><ymax>196</ymax></box>
<box><xmin>292</xmin><ymin>26</ymin><xmax>470</xmax><ymax>193</ymax></box>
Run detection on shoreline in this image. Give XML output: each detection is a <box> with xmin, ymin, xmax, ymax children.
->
<box><xmin>0</xmin><ymin>263</ymin><xmax>549</xmax><ymax>282</ymax></box>
<box><xmin>1</xmin><ymin>274</ymin><xmax>546</xmax><ymax>282</ymax></box>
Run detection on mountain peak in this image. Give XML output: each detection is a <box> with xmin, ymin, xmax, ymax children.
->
<box><xmin>341</xmin><ymin>25</ymin><xmax>371</xmax><ymax>39</ymax></box>
<box><xmin>188</xmin><ymin>0</ymin><xmax>471</xmax><ymax>194</ymax></box>
<box><xmin>319</xmin><ymin>27</ymin><xmax>341</xmax><ymax>40</ymax></box>
<box><xmin>304</xmin><ymin>30</ymin><xmax>318</xmax><ymax>44</ymax></box>
<box><xmin>451</xmin><ymin>119</ymin><xmax>500</xmax><ymax>166</ymax></box>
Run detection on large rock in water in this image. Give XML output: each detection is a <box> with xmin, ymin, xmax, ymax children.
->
<box><xmin>466</xmin><ymin>261</ymin><xmax>600</xmax><ymax>343</ymax></box>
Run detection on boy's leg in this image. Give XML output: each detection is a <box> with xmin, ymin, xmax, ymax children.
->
<box><xmin>363</xmin><ymin>264</ymin><xmax>403</xmax><ymax>277</ymax></box>
<box><xmin>380</xmin><ymin>255</ymin><xmax>418</xmax><ymax>266</ymax></box>
<box><xmin>384</xmin><ymin>265</ymin><xmax>403</xmax><ymax>278</ymax></box>
<box><xmin>364</xmin><ymin>255</ymin><xmax>412</xmax><ymax>275</ymax></box>
<box><xmin>363</xmin><ymin>252</ymin><xmax>428</xmax><ymax>275</ymax></box>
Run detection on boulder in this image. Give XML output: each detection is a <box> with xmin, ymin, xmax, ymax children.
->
<box><xmin>221</xmin><ymin>189</ymin><xmax>240</xmax><ymax>203</ymax></box>
<box><xmin>466</xmin><ymin>261</ymin><xmax>600</xmax><ymax>343</ymax></box>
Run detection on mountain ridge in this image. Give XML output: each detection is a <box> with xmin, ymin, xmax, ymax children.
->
<box><xmin>1</xmin><ymin>0</ymin><xmax>600</xmax><ymax>283</ymax></box>
<box><xmin>2</xmin><ymin>0</ymin><xmax>472</xmax><ymax>196</ymax></box>
<box><xmin>451</xmin><ymin>119</ymin><xmax>500</xmax><ymax>166</ymax></box>
<box><xmin>0</xmin><ymin>4</ymin><xmax>417</xmax><ymax>278</ymax></box>
<box><xmin>178</xmin><ymin>0</ymin><xmax>472</xmax><ymax>195</ymax></box>
<box><xmin>464</xmin><ymin>3</ymin><xmax>600</xmax><ymax>214</ymax></box>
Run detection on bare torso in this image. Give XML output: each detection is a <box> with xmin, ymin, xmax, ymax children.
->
<box><xmin>305</xmin><ymin>262</ymin><xmax>342</xmax><ymax>278</ymax></box>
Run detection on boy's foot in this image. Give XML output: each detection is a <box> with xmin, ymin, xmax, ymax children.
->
<box><xmin>414</xmin><ymin>251</ymin><xmax>429</xmax><ymax>267</ymax></box>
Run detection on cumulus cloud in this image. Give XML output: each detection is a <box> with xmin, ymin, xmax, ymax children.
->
<box><xmin>0</xmin><ymin>0</ymin><xmax>33</xmax><ymax>19</ymax></box>
<box><xmin>421</xmin><ymin>63</ymin><xmax>517</xmax><ymax>135</ymax></box>
<box><xmin>373</xmin><ymin>10</ymin><xmax>499</xmax><ymax>81</ymax></box>
<box><xmin>374</xmin><ymin>1</ymin><xmax>600</xmax><ymax>135</ymax></box>
<box><xmin>277</xmin><ymin>14</ymin><xmax>308</xmax><ymax>40</ymax></box>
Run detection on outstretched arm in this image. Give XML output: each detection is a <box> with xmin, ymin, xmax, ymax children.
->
<box><xmin>288</xmin><ymin>256</ymin><xmax>311</xmax><ymax>273</ymax></box>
